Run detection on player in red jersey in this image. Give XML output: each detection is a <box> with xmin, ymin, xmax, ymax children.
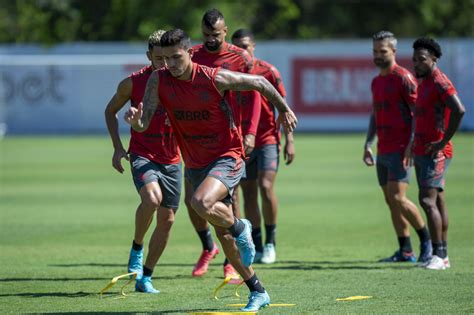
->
<box><xmin>105</xmin><ymin>30</ymin><xmax>181</xmax><ymax>293</ymax></box>
<box><xmin>411</xmin><ymin>37</ymin><xmax>465</xmax><ymax>270</ymax></box>
<box><xmin>124</xmin><ymin>29</ymin><xmax>297</xmax><ymax>312</ymax></box>
<box><xmin>231</xmin><ymin>29</ymin><xmax>295</xmax><ymax>264</ymax></box>
<box><xmin>363</xmin><ymin>31</ymin><xmax>431</xmax><ymax>264</ymax></box>
<box><xmin>186</xmin><ymin>8</ymin><xmax>262</xmax><ymax>279</ymax></box>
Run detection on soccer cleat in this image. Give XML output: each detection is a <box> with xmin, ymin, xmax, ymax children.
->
<box><xmin>135</xmin><ymin>276</ymin><xmax>160</xmax><ymax>293</ymax></box>
<box><xmin>254</xmin><ymin>251</ymin><xmax>263</xmax><ymax>263</ymax></box>
<box><xmin>192</xmin><ymin>243</ymin><xmax>219</xmax><ymax>277</ymax></box>
<box><xmin>418</xmin><ymin>241</ymin><xmax>433</xmax><ymax>264</ymax></box>
<box><xmin>234</xmin><ymin>219</ymin><xmax>256</xmax><ymax>267</ymax></box>
<box><xmin>444</xmin><ymin>256</ymin><xmax>451</xmax><ymax>268</ymax></box>
<box><xmin>128</xmin><ymin>247</ymin><xmax>144</xmax><ymax>279</ymax></box>
<box><xmin>378</xmin><ymin>250</ymin><xmax>416</xmax><ymax>263</ymax></box>
<box><xmin>223</xmin><ymin>263</ymin><xmax>241</xmax><ymax>284</ymax></box>
<box><xmin>260</xmin><ymin>243</ymin><xmax>276</xmax><ymax>264</ymax></box>
<box><xmin>424</xmin><ymin>255</ymin><xmax>446</xmax><ymax>270</ymax></box>
<box><xmin>241</xmin><ymin>290</ymin><xmax>270</xmax><ymax>312</ymax></box>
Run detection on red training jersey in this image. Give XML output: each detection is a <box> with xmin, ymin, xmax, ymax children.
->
<box><xmin>157</xmin><ymin>63</ymin><xmax>244</xmax><ymax>168</ymax></box>
<box><xmin>371</xmin><ymin>64</ymin><xmax>417</xmax><ymax>154</ymax></box>
<box><xmin>192</xmin><ymin>42</ymin><xmax>261</xmax><ymax>136</ymax></box>
<box><xmin>252</xmin><ymin>58</ymin><xmax>287</xmax><ymax>147</ymax></box>
<box><xmin>413</xmin><ymin>68</ymin><xmax>457</xmax><ymax>158</ymax></box>
<box><xmin>128</xmin><ymin>65</ymin><xmax>180</xmax><ymax>164</ymax></box>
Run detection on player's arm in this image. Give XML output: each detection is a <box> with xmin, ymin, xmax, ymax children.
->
<box><xmin>104</xmin><ymin>77</ymin><xmax>132</xmax><ymax>173</ymax></box>
<box><xmin>425</xmin><ymin>94</ymin><xmax>465</xmax><ymax>156</ymax></box>
<box><xmin>124</xmin><ymin>71</ymin><xmax>160</xmax><ymax>132</ymax></box>
<box><xmin>401</xmin><ymin>74</ymin><xmax>418</xmax><ymax>168</ymax></box>
<box><xmin>242</xmin><ymin>91</ymin><xmax>261</xmax><ymax>155</ymax></box>
<box><xmin>214</xmin><ymin>69</ymin><xmax>297</xmax><ymax>133</ymax></box>
<box><xmin>363</xmin><ymin>112</ymin><xmax>376</xmax><ymax>166</ymax></box>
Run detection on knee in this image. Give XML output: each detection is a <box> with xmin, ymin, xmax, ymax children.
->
<box><xmin>141</xmin><ymin>191</ymin><xmax>161</xmax><ymax>210</ymax></box>
<box><xmin>388</xmin><ymin>193</ymin><xmax>405</xmax><ymax>207</ymax></box>
<box><xmin>419</xmin><ymin>196</ymin><xmax>436</xmax><ymax>213</ymax></box>
<box><xmin>258</xmin><ymin>179</ymin><xmax>274</xmax><ymax>200</ymax></box>
<box><xmin>190</xmin><ymin>194</ymin><xmax>213</xmax><ymax>216</ymax></box>
<box><xmin>160</xmin><ymin>215</ymin><xmax>175</xmax><ymax>232</ymax></box>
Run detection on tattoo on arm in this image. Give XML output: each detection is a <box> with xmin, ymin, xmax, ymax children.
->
<box><xmin>216</xmin><ymin>70</ymin><xmax>290</xmax><ymax>113</ymax></box>
<box><xmin>365</xmin><ymin>113</ymin><xmax>376</xmax><ymax>148</ymax></box>
<box><xmin>133</xmin><ymin>71</ymin><xmax>159</xmax><ymax>132</ymax></box>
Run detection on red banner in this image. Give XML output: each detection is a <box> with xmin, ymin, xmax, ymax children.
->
<box><xmin>292</xmin><ymin>57</ymin><xmax>413</xmax><ymax>114</ymax></box>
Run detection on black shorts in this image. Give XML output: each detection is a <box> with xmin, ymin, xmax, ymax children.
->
<box><xmin>130</xmin><ymin>153</ymin><xmax>182</xmax><ymax>209</ymax></box>
<box><xmin>414</xmin><ymin>152</ymin><xmax>451</xmax><ymax>191</ymax></box>
<box><xmin>376</xmin><ymin>152</ymin><xmax>412</xmax><ymax>186</ymax></box>
<box><xmin>243</xmin><ymin>144</ymin><xmax>279</xmax><ymax>180</ymax></box>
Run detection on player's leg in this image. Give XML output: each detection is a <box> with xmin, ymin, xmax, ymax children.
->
<box><xmin>221</xmin><ymin>189</ymin><xmax>242</xmax><ymax>281</ymax></box>
<box><xmin>256</xmin><ymin>144</ymin><xmax>279</xmax><ymax>264</ymax></box>
<box><xmin>437</xmin><ymin>191</ymin><xmax>450</xmax><ymax>268</ymax></box>
<box><xmin>415</xmin><ymin>154</ymin><xmax>450</xmax><ymax>270</ymax></box>
<box><xmin>376</xmin><ymin>154</ymin><xmax>414</xmax><ymax>262</ymax></box>
<box><xmin>136</xmin><ymin>163</ymin><xmax>181</xmax><ymax>293</ymax></box>
<box><xmin>185</xmin><ymin>178</ymin><xmax>219</xmax><ymax>277</ymax></box>
<box><xmin>128</xmin><ymin>154</ymin><xmax>162</xmax><ymax>278</ymax></box>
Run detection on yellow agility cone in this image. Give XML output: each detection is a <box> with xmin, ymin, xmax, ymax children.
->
<box><xmin>99</xmin><ymin>272</ymin><xmax>137</xmax><ymax>298</ymax></box>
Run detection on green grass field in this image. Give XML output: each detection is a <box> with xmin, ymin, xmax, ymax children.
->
<box><xmin>0</xmin><ymin>134</ymin><xmax>473</xmax><ymax>314</ymax></box>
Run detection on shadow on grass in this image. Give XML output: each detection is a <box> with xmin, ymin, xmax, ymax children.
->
<box><xmin>0</xmin><ymin>291</ymin><xmax>95</xmax><ymax>298</ymax></box>
<box><xmin>49</xmin><ymin>263</ymin><xmax>195</xmax><ymax>268</ymax></box>
<box><xmin>0</xmin><ymin>274</ymin><xmax>191</xmax><ymax>282</ymax></box>
<box><xmin>41</xmin><ymin>310</ymin><xmax>219</xmax><ymax>314</ymax></box>
<box><xmin>260</xmin><ymin>260</ymin><xmax>418</xmax><ymax>271</ymax></box>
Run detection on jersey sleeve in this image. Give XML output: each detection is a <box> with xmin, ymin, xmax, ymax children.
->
<box><xmin>269</xmin><ymin>66</ymin><xmax>286</xmax><ymax>98</ymax></box>
<box><xmin>435</xmin><ymin>75</ymin><xmax>457</xmax><ymax>102</ymax></box>
<box><xmin>401</xmin><ymin>72</ymin><xmax>418</xmax><ymax>106</ymax></box>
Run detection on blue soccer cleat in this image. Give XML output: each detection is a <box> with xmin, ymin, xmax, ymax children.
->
<box><xmin>128</xmin><ymin>247</ymin><xmax>144</xmax><ymax>279</ymax></box>
<box><xmin>135</xmin><ymin>275</ymin><xmax>160</xmax><ymax>293</ymax></box>
<box><xmin>378</xmin><ymin>250</ymin><xmax>416</xmax><ymax>263</ymax></box>
<box><xmin>241</xmin><ymin>291</ymin><xmax>270</xmax><ymax>312</ymax></box>
<box><xmin>234</xmin><ymin>219</ymin><xmax>256</xmax><ymax>267</ymax></box>
<box><xmin>418</xmin><ymin>241</ymin><xmax>433</xmax><ymax>264</ymax></box>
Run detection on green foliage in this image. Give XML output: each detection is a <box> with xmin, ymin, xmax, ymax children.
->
<box><xmin>0</xmin><ymin>0</ymin><xmax>472</xmax><ymax>43</ymax></box>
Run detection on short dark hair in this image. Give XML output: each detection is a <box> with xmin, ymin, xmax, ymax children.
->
<box><xmin>413</xmin><ymin>37</ymin><xmax>442</xmax><ymax>59</ymax></box>
<box><xmin>202</xmin><ymin>8</ymin><xmax>224</xmax><ymax>28</ymax></box>
<box><xmin>231</xmin><ymin>29</ymin><xmax>254</xmax><ymax>41</ymax></box>
<box><xmin>160</xmin><ymin>29</ymin><xmax>191</xmax><ymax>50</ymax></box>
<box><xmin>372</xmin><ymin>30</ymin><xmax>397</xmax><ymax>49</ymax></box>
<box><xmin>148</xmin><ymin>30</ymin><xmax>166</xmax><ymax>50</ymax></box>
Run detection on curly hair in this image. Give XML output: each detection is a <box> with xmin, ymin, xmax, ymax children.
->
<box><xmin>148</xmin><ymin>30</ymin><xmax>166</xmax><ymax>50</ymax></box>
<box><xmin>413</xmin><ymin>37</ymin><xmax>442</xmax><ymax>59</ymax></box>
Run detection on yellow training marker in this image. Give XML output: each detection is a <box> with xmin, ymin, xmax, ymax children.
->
<box><xmin>213</xmin><ymin>276</ymin><xmax>244</xmax><ymax>300</ymax></box>
<box><xmin>189</xmin><ymin>312</ymin><xmax>255</xmax><ymax>315</ymax></box>
<box><xmin>99</xmin><ymin>272</ymin><xmax>137</xmax><ymax>298</ymax></box>
<box><xmin>336</xmin><ymin>296</ymin><xmax>373</xmax><ymax>301</ymax></box>
<box><xmin>226</xmin><ymin>303</ymin><xmax>296</xmax><ymax>307</ymax></box>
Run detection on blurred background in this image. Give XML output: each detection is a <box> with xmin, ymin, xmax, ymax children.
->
<box><xmin>0</xmin><ymin>0</ymin><xmax>473</xmax><ymax>135</ymax></box>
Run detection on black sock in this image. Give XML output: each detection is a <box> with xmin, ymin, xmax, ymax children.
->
<box><xmin>143</xmin><ymin>266</ymin><xmax>153</xmax><ymax>277</ymax></box>
<box><xmin>229</xmin><ymin>218</ymin><xmax>245</xmax><ymax>238</ymax></box>
<box><xmin>398</xmin><ymin>236</ymin><xmax>412</xmax><ymax>253</ymax></box>
<box><xmin>132</xmin><ymin>240</ymin><xmax>143</xmax><ymax>251</ymax></box>
<box><xmin>197</xmin><ymin>229</ymin><xmax>214</xmax><ymax>251</ymax></box>
<box><xmin>416</xmin><ymin>226</ymin><xmax>431</xmax><ymax>243</ymax></box>
<box><xmin>265</xmin><ymin>224</ymin><xmax>276</xmax><ymax>245</ymax></box>
<box><xmin>252</xmin><ymin>227</ymin><xmax>263</xmax><ymax>253</ymax></box>
<box><xmin>223</xmin><ymin>258</ymin><xmax>229</xmax><ymax>266</ymax></box>
<box><xmin>433</xmin><ymin>243</ymin><xmax>447</xmax><ymax>258</ymax></box>
<box><xmin>244</xmin><ymin>273</ymin><xmax>265</xmax><ymax>293</ymax></box>
<box><xmin>442</xmin><ymin>240</ymin><xmax>448</xmax><ymax>257</ymax></box>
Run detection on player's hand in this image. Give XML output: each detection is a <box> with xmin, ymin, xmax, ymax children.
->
<box><xmin>277</xmin><ymin>109</ymin><xmax>298</xmax><ymax>134</ymax></box>
<box><xmin>284</xmin><ymin>140</ymin><xmax>295</xmax><ymax>165</ymax></box>
<box><xmin>425</xmin><ymin>139</ymin><xmax>446</xmax><ymax>158</ymax></box>
<box><xmin>112</xmin><ymin>147</ymin><xmax>129</xmax><ymax>174</ymax></box>
<box><xmin>124</xmin><ymin>102</ymin><xmax>143</xmax><ymax>125</ymax></box>
<box><xmin>363</xmin><ymin>147</ymin><xmax>375</xmax><ymax>166</ymax></box>
<box><xmin>243</xmin><ymin>134</ymin><xmax>255</xmax><ymax>155</ymax></box>
<box><xmin>403</xmin><ymin>145</ymin><xmax>413</xmax><ymax>169</ymax></box>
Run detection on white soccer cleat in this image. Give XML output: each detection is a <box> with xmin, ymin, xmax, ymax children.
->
<box><xmin>444</xmin><ymin>256</ymin><xmax>451</xmax><ymax>269</ymax></box>
<box><xmin>261</xmin><ymin>243</ymin><xmax>276</xmax><ymax>264</ymax></box>
<box><xmin>424</xmin><ymin>255</ymin><xmax>446</xmax><ymax>270</ymax></box>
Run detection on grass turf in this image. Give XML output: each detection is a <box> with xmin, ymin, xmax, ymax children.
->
<box><xmin>0</xmin><ymin>134</ymin><xmax>473</xmax><ymax>314</ymax></box>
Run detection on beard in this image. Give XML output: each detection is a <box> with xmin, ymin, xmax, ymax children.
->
<box><xmin>205</xmin><ymin>41</ymin><xmax>221</xmax><ymax>51</ymax></box>
<box><xmin>373</xmin><ymin>58</ymin><xmax>390</xmax><ymax>69</ymax></box>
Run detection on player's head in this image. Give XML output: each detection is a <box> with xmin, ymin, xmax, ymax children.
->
<box><xmin>231</xmin><ymin>29</ymin><xmax>256</xmax><ymax>57</ymax></box>
<box><xmin>147</xmin><ymin>30</ymin><xmax>166</xmax><ymax>69</ymax></box>
<box><xmin>201</xmin><ymin>8</ymin><xmax>227</xmax><ymax>52</ymax></box>
<box><xmin>160</xmin><ymin>29</ymin><xmax>193</xmax><ymax>79</ymax></box>
<box><xmin>372</xmin><ymin>30</ymin><xmax>397</xmax><ymax>69</ymax></box>
<box><xmin>412</xmin><ymin>37</ymin><xmax>442</xmax><ymax>78</ymax></box>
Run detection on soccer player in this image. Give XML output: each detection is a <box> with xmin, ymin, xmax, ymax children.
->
<box><xmin>125</xmin><ymin>28</ymin><xmax>297</xmax><ymax>312</ymax></box>
<box><xmin>231</xmin><ymin>29</ymin><xmax>295</xmax><ymax>264</ymax></box>
<box><xmin>411</xmin><ymin>37</ymin><xmax>465</xmax><ymax>270</ymax></box>
<box><xmin>363</xmin><ymin>31</ymin><xmax>432</xmax><ymax>263</ymax></box>
<box><xmin>187</xmin><ymin>8</ymin><xmax>261</xmax><ymax>279</ymax></box>
<box><xmin>104</xmin><ymin>30</ymin><xmax>181</xmax><ymax>293</ymax></box>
